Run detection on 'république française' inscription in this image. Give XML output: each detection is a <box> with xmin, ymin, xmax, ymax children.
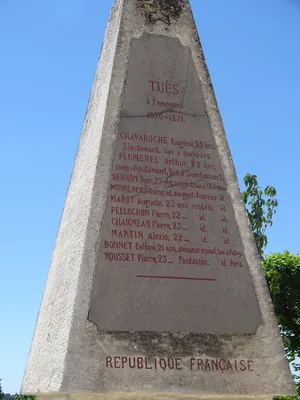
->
<box><xmin>105</xmin><ymin>356</ymin><xmax>254</xmax><ymax>373</ymax></box>
<box><xmin>88</xmin><ymin>34</ymin><xmax>262</xmax><ymax>334</ymax></box>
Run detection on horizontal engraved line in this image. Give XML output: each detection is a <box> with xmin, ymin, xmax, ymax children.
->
<box><xmin>136</xmin><ymin>275</ymin><xmax>216</xmax><ymax>281</ymax></box>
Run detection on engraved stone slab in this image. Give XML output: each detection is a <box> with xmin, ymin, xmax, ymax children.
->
<box><xmin>88</xmin><ymin>34</ymin><xmax>262</xmax><ymax>334</ymax></box>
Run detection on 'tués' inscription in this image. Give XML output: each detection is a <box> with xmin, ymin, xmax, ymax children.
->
<box><xmin>88</xmin><ymin>34</ymin><xmax>262</xmax><ymax>334</ymax></box>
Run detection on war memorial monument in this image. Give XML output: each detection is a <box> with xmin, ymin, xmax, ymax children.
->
<box><xmin>22</xmin><ymin>0</ymin><xmax>295</xmax><ymax>399</ymax></box>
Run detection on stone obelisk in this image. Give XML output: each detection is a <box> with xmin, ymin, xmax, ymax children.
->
<box><xmin>22</xmin><ymin>0</ymin><xmax>295</xmax><ymax>399</ymax></box>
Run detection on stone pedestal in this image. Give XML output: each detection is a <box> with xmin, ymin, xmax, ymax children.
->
<box><xmin>22</xmin><ymin>0</ymin><xmax>295</xmax><ymax>398</ymax></box>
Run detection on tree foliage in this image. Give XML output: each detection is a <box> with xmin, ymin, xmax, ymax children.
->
<box><xmin>243</xmin><ymin>174</ymin><xmax>300</xmax><ymax>365</ymax></box>
<box><xmin>243</xmin><ymin>173</ymin><xmax>300</xmax><ymax>398</ymax></box>
<box><xmin>243</xmin><ymin>173</ymin><xmax>278</xmax><ymax>257</ymax></box>
<box><xmin>14</xmin><ymin>395</ymin><xmax>35</xmax><ymax>400</ymax></box>
<box><xmin>263</xmin><ymin>252</ymin><xmax>300</xmax><ymax>363</ymax></box>
<box><xmin>0</xmin><ymin>381</ymin><xmax>35</xmax><ymax>400</ymax></box>
<box><xmin>0</xmin><ymin>380</ymin><xmax>4</xmax><ymax>400</ymax></box>
<box><xmin>264</xmin><ymin>252</ymin><xmax>300</xmax><ymax>396</ymax></box>
<box><xmin>4</xmin><ymin>395</ymin><xmax>15</xmax><ymax>400</ymax></box>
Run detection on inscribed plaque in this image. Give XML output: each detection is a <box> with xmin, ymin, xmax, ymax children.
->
<box><xmin>89</xmin><ymin>34</ymin><xmax>262</xmax><ymax>334</ymax></box>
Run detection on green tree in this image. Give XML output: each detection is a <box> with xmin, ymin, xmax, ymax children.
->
<box><xmin>4</xmin><ymin>394</ymin><xmax>16</xmax><ymax>400</ymax></box>
<box><xmin>14</xmin><ymin>395</ymin><xmax>35</xmax><ymax>400</ymax></box>
<box><xmin>243</xmin><ymin>173</ymin><xmax>278</xmax><ymax>258</ymax></box>
<box><xmin>0</xmin><ymin>380</ymin><xmax>4</xmax><ymax>400</ymax></box>
<box><xmin>263</xmin><ymin>252</ymin><xmax>300</xmax><ymax>396</ymax></box>
<box><xmin>243</xmin><ymin>173</ymin><xmax>300</xmax><ymax>398</ymax></box>
<box><xmin>263</xmin><ymin>252</ymin><xmax>300</xmax><ymax>362</ymax></box>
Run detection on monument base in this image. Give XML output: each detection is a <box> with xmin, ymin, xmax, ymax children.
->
<box><xmin>34</xmin><ymin>394</ymin><xmax>276</xmax><ymax>400</ymax></box>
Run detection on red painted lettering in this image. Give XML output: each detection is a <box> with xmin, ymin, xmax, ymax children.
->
<box><xmin>149</xmin><ymin>80</ymin><xmax>179</xmax><ymax>95</ymax></box>
<box><xmin>248</xmin><ymin>360</ymin><xmax>253</xmax><ymax>371</ymax></box>
<box><xmin>240</xmin><ymin>360</ymin><xmax>247</xmax><ymax>371</ymax></box>
<box><xmin>197</xmin><ymin>359</ymin><xmax>204</xmax><ymax>370</ymax></box>
<box><xmin>105</xmin><ymin>356</ymin><xmax>254</xmax><ymax>373</ymax></box>
<box><xmin>166</xmin><ymin>82</ymin><xmax>172</xmax><ymax>93</ymax></box>
<box><xmin>219</xmin><ymin>359</ymin><xmax>226</xmax><ymax>373</ymax></box>
<box><xmin>145</xmin><ymin>358</ymin><xmax>153</xmax><ymax>370</ymax></box>
<box><xmin>159</xmin><ymin>359</ymin><xmax>167</xmax><ymax>371</ymax></box>
<box><xmin>119</xmin><ymin>132</ymin><xmax>168</xmax><ymax>144</ymax></box>
<box><xmin>104</xmin><ymin>252</ymin><xmax>135</xmax><ymax>262</ymax></box>
<box><xmin>175</xmin><ymin>358</ymin><xmax>182</xmax><ymax>370</ymax></box>
<box><xmin>121</xmin><ymin>357</ymin><xmax>128</xmax><ymax>368</ymax></box>
<box><xmin>114</xmin><ymin>357</ymin><xmax>120</xmax><ymax>368</ymax></box>
<box><xmin>211</xmin><ymin>359</ymin><xmax>219</xmax><ymax>371</ymax></box>
<box><xmin>106</xmin><ymin>356</ymin><xmax>113</xmax><ymax>368</ymax></box>
<box><xmin>104</xmin><ymin>241</ymin><xmax>132</xmax><ymax>250</ymax></box>
<box><xmin>129</xmin><ymin>357</ymin><xmax>136</xmax><ymax>368</ymax></box>
<box><xmin>190</xmin><ymin>358</ymin><xmax>196</xmax><ymax>370</ymax></box>
<box><xmin>227</xmin><ymin>360</ymin><xmax>233</xmax><ymax>371</ymax></box>
<box><xmin>149</xmin><ymin>80</ymin><xmax>156</xmax><ymax>92</ymax></box>
<box><xmin>137</xmin><ymin>357</ymin><xmax>144</xmax><ymax>369</ymax></box>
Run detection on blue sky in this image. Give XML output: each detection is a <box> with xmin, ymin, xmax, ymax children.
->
<box><xmin>1</xmin><ymin>0</ymin><xmax>300</xmax><ymax>394</ymax></box>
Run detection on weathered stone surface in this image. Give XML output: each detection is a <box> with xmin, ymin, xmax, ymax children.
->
<box><xmin>88</xmin><ymin>33</ymin><xmax>262</xmax><ymax>334</ymax></box>
<box><xmin>22</xmin><ymin>0</ymin><xmax>295</xmax><ymax>398</ymax></box>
